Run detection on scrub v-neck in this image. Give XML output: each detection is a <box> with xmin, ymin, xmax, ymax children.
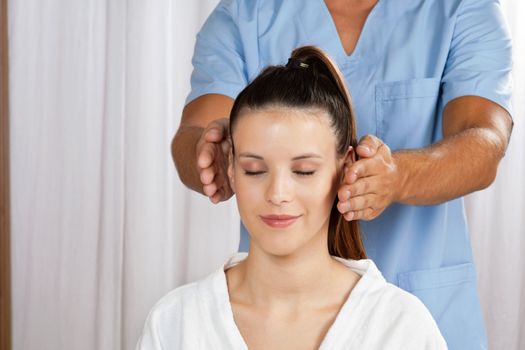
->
<box><xmin>308</xmin><ymin>0</ymin><xmax>383</xmax><ymax>62</ymax></box>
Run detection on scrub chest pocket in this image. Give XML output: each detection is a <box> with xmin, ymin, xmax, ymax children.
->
<box><xmin>375</xmin><ymin>77</ymin><xmax>442</xmax><ymax>150</ymax></box>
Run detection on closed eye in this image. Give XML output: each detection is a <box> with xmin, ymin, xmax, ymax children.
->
<box><xmin>294</xmin><ymin>171</ymin><xmax>315</xmax><ymax>176</ymax></box>
<box><xmin>244</xmin><ymin>171</ymin><xmax>265</xmax><ymax>176</ymax></box>
<box><xmin>243</xmin><ymin>170</ymin><xmax>316</xmax><ymax>176</ymax></box>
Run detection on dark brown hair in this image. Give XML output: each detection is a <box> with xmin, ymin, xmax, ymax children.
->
<box><xmin>229</xmin><ymin>46</ymin><xmax>366</xmax><ymax>260</ymax></box>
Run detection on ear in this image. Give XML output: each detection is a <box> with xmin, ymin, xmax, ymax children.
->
<box><xmin>337</xmin><ymin>146</ymin><xmax>356</xmax><ymax>182</ymax></box>
<box><xmin>339</xmin><ymin>146</ymin><xmax>356</xmax><ymax>167</ymax></box>
<box><xmin>227</xmin><ymin>148</ymin><xmax>235</xmax><ymax>193</ymax></box>
<box><xmin>344</xmin><ymin>145</ymin><xmax>356</xmax><ymax>165</ymax></box>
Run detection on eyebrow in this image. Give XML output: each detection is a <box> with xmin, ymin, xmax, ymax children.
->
<box><xmin>238</xmin><ymin>152</ymin><xmax>323</xmax><ymax>160</ymax></box>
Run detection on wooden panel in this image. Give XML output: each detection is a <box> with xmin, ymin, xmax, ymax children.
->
<box><xmin>0</xmin><ymin>0</ymin><xmax>11</xmax><ymax>348</ymax></box>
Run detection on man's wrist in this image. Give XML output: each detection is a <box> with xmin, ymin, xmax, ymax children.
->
<box><xmin>173</xmin><ymin>125</ymin><xmax>205</xmax><ymax>193</ymax></box>
<box><xmin>391</xmin><ymin>151</ymin><xmax>411</xmax><ymax>204</ymax></box>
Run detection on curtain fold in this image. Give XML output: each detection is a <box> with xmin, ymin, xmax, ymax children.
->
<box><xmin>8</xmin><ymin>0</ymin><xmax>522</xmax><ymax>349</ymax></box>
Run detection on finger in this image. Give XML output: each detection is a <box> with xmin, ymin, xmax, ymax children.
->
<box><xmin>343</xmin><ymin>211</ymin><xmax>354</xmax><ymax>221</ymax></box>
<box><xmin>348</xmin><ymin>194</ymin><xmax>377</xmax><ymax>212</ymax></box>
<box><xmin>347</xmin><ymin>177</ymin><xmax>378</xmax><ymax>197</ymax></box>
<box><xmin>337</xmin><ymin>197</ymin><xmax>350</xmax><ymax>214</ymax></box>
<box><xmin>337</xmin><ymin>185</ymin><xmax>352</xmax><ymax>202</ymax></box>
<box><xmin>197</xmin><ymin>143</ymin><xmax>217</xmax><ymax>169</ymax></box>
<box><xmin>203</xmin><ymin>182</ymin><xmax>218</xmax><ymax>197</ymax></box>
<box><xmin>356</xmin><ymin>135</ymin><xmax>383</xmax><ymax>158</ymax></box>
<box><xmin>205</xmin><ymin>162</ymin><xmax>230</xmax><ymax>198</ymax></box>
<box><xmin>216</xmin><ymin>168</ymin><xmax>234</xmax><ymax>200</ymax></box>
<box><xmin>199</xmin><ymin>166</ymin><xmax>216</xmax><ymax>185</ymax></box>
<box><xmin>345</xmin><ymin>208</ymin><xmax>376</xmax><ymax>221</ymax></box>
<box><xmin>203</xmin><ymin>125</ymin><xmax>225</xmax><ymax>142</ymax></box>
<box><xmin>220</xmin><ymin>138</ymin><xmax>232</xmax><ymax>154</ymax></box>
<box><xmin>210</xmin><ymin>188</ymin><xmax>223</xmax><ymax>204</ymax></box>
<box><xmin>344</xmin><ymin>159</ymin><xmax>375</xmax><ymax>184</ymax></box>
<box><xmin>342</xmin><ymin>165</ymin><xmax>359</xmax><ymax>184</ymax></box>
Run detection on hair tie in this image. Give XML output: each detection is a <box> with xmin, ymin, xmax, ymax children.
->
<box><xmin>286</xmin><ymin>58</ymin><xmax>309</xmax><ymax>69</ymax></box>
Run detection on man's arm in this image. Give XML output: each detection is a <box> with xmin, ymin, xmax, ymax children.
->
<box><xmin>394</xmin><ymin>96</ymin><xmax>512</xmax><ymax>205</ymax></box>
<box><xmin>338</xmin><ymin>96</ymin><xmax>513</xmax><ymax>220</ymax></box>
<box><xmin>172</xmin><ymin>94</ymin><xmax>234</xmax><ymax>197</ymax></box>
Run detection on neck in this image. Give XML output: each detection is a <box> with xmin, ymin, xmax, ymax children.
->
<box><xmin>228</xmin><ymin>230</ymin><xmax>352</xmax><ymax>312</ymax></box>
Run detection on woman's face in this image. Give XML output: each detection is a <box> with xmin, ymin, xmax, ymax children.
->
<box><xmin>229</xmin><ymin>107</ymin><xmax>351</xmax><ymax>257</ymax></box>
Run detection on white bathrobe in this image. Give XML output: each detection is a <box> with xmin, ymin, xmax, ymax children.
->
<box><xmin>136</xmin><ymin>253</ymin><xmax>447</xmax><ymax>349</ymax></box>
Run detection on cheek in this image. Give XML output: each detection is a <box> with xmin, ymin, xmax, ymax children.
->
<box><xmin>235</xmin><ymin>182</ymin><xmax>257</xmax><ymax>203</ymax></box>
<box><xmin>232</xmin><ymin>171</ymin><xmax>260</xmax><ymax>209</ymax></box>
<box><xmin>300</xmin><ymin>176</ymin><xmax>337</xmax><ymax>215</ymax></box>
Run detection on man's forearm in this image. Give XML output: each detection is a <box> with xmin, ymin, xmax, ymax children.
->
<box><xmin>172</xmin><ymin>126</ymin><xmax>205</xmax><ymax>194</ymax></box>
<box><xmin>394</xmin><ymin>127</ymin><xmax>507</xmax><ymax>206</ymax></box>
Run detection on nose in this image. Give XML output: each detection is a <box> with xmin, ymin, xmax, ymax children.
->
<box><xmin>265</xmin><ymin>171</ymin><xmax>293</xmax><ymax>205</ymax></box>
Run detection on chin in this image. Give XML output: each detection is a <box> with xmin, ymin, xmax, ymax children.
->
<box><xmin>249</xmin><ymin>227</ymin><xmax>306</xmax><ymax>257</ymax></box>
<box><xmin>261</xmin><ymin>243</ymin><xmax>299</xmax><ymax>257</ymax></box>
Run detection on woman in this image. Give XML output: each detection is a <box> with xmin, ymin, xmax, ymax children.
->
<box><xmin>137</xmin><ymin>46</ymin><xmax>446</xmax><ymax>349</ymax></box>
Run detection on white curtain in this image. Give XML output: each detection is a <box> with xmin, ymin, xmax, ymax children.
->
<box><xmin>465</xmin><ymin>1</ymin><xmax>525</xmax><ymax>349</ymax></box>
<box><xmin>8</xmin><ymin>0</ymin><xmax>523</xmax><ymax>349</ymax></box>
<box><xmin>9</xmin><ymin>1</ymin><xmax>238</xmax><ymax>349</ymax></box>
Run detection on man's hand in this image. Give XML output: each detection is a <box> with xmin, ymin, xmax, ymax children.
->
<box><xmin>333</xmin><ymin>97</ymin><xmax>511</xmax><ymax>221</ymax></box>
<box><xmin>337</xmin><ymin>135</ymin><xmax>402</xmax><ymax>221</ymax></box>
<box><xmin>196</xmin><ymin>118</ymin><xmax>234</xmax><ymax>203</ymax></box>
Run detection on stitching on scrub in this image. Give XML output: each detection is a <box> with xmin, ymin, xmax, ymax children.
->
<box><xmin>378</xmin><ymin>94</ymin><xmax>440</xmax><ymax>101</ymax></box>
<box><xmin>375</xmin><ymin>78</ymin><xmax>441</xmax><ymax>100</ymax></box>
<box><xmin>375</xmin><ymin>91</ymin><xmax>382</xmax><ymax>137</ymax></box>
<box><xmin>406</xmin><ymin>277</ymin><xmax>476</xmax><ymax>292</ymax></box>
<box><xmin>398</xmin><ymin>262</ymin><xmax>476</xmax><ymax>291</ymax></box>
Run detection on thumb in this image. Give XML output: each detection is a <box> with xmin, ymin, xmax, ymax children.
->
<box><xmin>356</xmin><ymin>135</ymin><xmax>381</xmax><ymax>158</ymax></box>
<box><xmin>204</xmin><ymin>127</ymin><xmax>224</xmax><ymax>142</ymax></box>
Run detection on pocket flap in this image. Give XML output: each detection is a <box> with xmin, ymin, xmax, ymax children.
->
<box><xmin>397</xmin><ymin>263</ymin><xmax>476</xmax><ymax>292</ymax></box>
<box><xmin>375</xmin><ymin>77</ymin><xmax>441</xmax><ymax>100</ymax></box>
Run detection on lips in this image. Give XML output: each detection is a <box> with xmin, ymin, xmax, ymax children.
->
<box><xmin>260</xmin><ymin>214</ymin><xmax>301</xmax><ymax>228</ymax></box>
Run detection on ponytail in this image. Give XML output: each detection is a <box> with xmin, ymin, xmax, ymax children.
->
<box><xmin>289</xmin><ymin>46</ymin><xmax>366</xmax><ymax>260</ymax></box>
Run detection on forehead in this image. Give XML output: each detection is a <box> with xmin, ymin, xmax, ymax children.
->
<box><xmin>232</xmin><ymin>107</ymin><xmax>337</xmax><ymax>156</ymax></box>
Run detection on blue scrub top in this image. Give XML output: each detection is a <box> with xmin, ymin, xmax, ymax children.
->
<box><xmin>186</xmin><ymin>0</ymin><xmax>513</xmax><ymax>348</ymax></box>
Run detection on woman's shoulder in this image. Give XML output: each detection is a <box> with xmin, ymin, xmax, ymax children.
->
<box><xmin>335</xmin><ymin>258</ymin><xmax>447</xmax><ymax>347</ymax></box>
<box><xmin>136</xmin><ymin>266</ymin><xmax>233</xmax><ymax>349</ymax></box>
<box><xmin>343</xmin><ymin>258</ymin><xmax>436</xmax><ymax>319</ymax></box>
<box><xmin>378</xmin><ymin>282</ymin><xmax>437</xmax><ymax>321</ymax></box>
<box><xmin>144</xmin><ymin>285</ymin><xmax>197</xmax><ymax>329</ymax></box>
<box><xmin>373</xmin><ymin>283</ymin><xmax>448</xmax><ymax>347</ymax></box>
<box><xmin>146</xmin><ymin>268</ymin><xmax>223</xmax><ymax>321</ymax></box>
<box><xmin>148</xmin><ymin>253</ymin><xmax>246</xmax><ymax>318</ymax></box>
